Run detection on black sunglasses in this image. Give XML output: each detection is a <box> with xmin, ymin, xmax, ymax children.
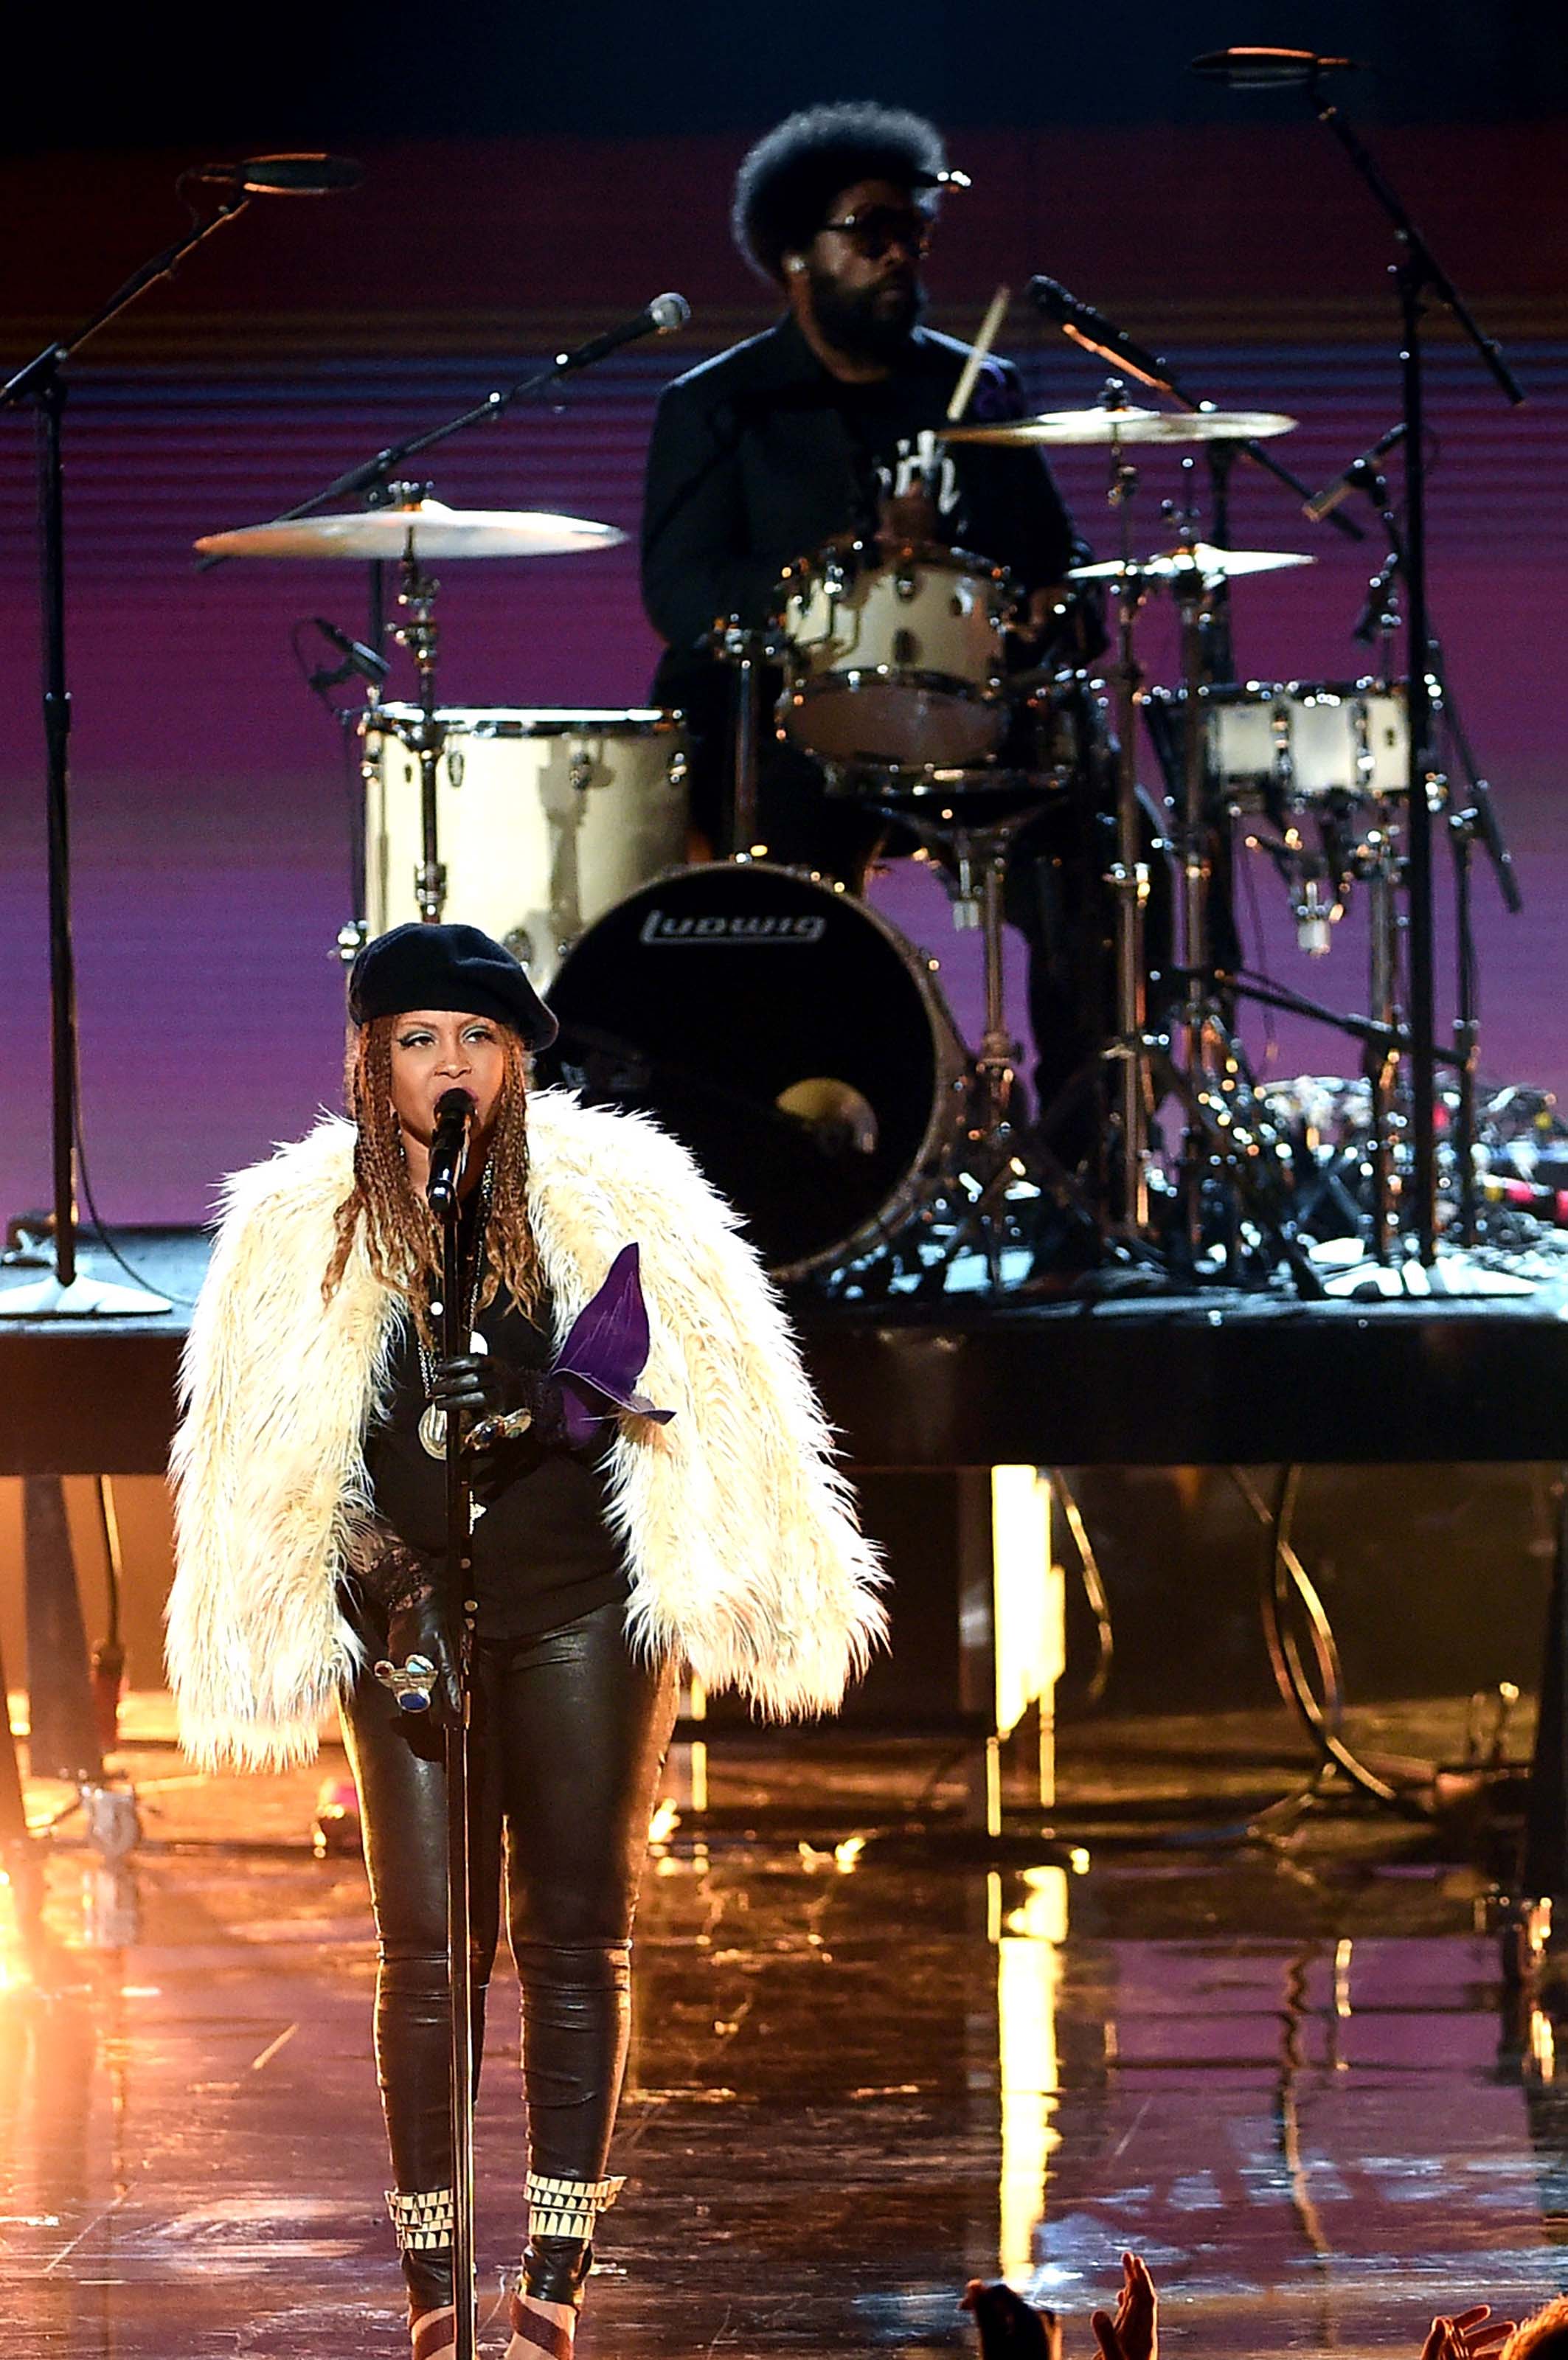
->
<box><xmin>818</xmin><ymin>204</ymin><xmax>932</xmax><ymax>262</ymax></box>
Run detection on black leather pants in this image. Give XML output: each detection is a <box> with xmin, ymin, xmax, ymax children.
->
<box><xmin>340</xmin><ymin>1594</ymin><xmax>679</xmax><ymax>2305</ymax></box>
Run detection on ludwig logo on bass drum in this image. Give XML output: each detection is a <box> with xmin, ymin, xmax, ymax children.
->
<box><xmin>639</xmin><ymin>909</ymin><xmax>827</xmax><ymax>945</ymax></box>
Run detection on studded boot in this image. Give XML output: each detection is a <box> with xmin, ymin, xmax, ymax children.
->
<box><xmin>504</xmin><ymin>2173</ymin><xmax>625</xmax><ymax>2360</ymax></box>
<box><xmin>387</xmin><ymin>2186</ymin><xmax>457</xmax><ymax>2360</ymax></box>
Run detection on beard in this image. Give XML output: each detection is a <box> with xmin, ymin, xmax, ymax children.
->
<box><xmin>806</xmin><ymin>261</ymin><xmax>924</xmax><ymax>363</ymax></box>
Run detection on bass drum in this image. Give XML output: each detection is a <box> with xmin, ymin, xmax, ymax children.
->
<box><xmin>535</xmin><ymin>863</ymin><xmax>968</xmax><ymax>1279</ymax></box>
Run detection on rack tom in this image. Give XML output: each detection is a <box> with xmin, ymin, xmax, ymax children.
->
<box><xmin>776</xmin><ymin>538</ymin><xmax>1013</xmax><ymax>768</ymax></box>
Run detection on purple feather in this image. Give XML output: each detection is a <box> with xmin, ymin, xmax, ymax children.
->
<box><xmin>552</xmin><ymin>1243</ymin><xmax>674</xmax><ymax>1447</ymax></box>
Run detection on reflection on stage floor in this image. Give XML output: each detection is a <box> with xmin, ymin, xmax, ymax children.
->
<box><xmin>2</xmin><ymin>1710</ymin><xmax>1566</xmax><ymax>2358</ymax></box>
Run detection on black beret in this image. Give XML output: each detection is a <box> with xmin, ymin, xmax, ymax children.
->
<box><xmin>347</xmin><ymin>923</ymin><xmax>558</xmax><ymax>1050</ymax></box>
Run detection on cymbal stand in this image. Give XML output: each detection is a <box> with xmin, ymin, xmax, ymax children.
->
<box><xmin>388</xmin><ymin>507</ymin><xmax>448</xmax><ymax>923</ymax></box>
<box><xmin>1102</xmin><ymin>423</ymin><xmax>1154</xmax><ymax>1236</ymax></box>
<box><xmin>1172</xmin><ymin>565</ymin><xmax>1218</xmax><ymax>1256</ymax></box>
<box><xmin>1358</xmin><ymin>819</ymin><xmax>1404</xmax><ymax>1263</ymax></box>
<box><xmin>1167</xmin><ymin>566</ymin><xmax>1323</xmax><ymax>1295</ymax></box>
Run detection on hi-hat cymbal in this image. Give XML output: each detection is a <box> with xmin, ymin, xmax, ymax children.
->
<box><xmin>195</xmin><ymin>498</ymin><xmax>625</xmax><ymax>560</ymax></box>
<box><xmin>943</xmin><ymin>403</ymin><xmax>1297</xmax><ymax>448</ymax></box>
<box><xmin>1068</xmin><ymin>542</ymin><xmax>1315</xmax><ymax>585</ymax></box>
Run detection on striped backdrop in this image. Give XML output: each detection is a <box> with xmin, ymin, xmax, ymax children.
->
<box><xmin>0</xmin><ymin>126</ymin><xmax>1562</xmax><ymax>1227</ymax></box>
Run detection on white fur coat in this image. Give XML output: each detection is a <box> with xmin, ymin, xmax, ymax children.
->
<box><xmin>166</xmin><ymin>1091</ymin><xmax>885</xmax><ymax>1769</ymax></box>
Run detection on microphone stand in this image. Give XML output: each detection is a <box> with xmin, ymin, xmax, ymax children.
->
<box><xmin>0</xmin><ymin>178</ymin><xmax>266</xmax><ymax>1319</ymax></box>
<box><xmin>1303</xmin><ymin>74</ymin><xmax>1525</xmax><ymax>1264</ymax></box>
<box><xmin>434</xmin><ymin>1173</ymin><xmax>479</xmax><ymax>2360</ymax></box>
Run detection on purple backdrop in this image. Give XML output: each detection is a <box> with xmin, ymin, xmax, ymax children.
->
<box><xmin>0</xmin><ymin>128</ymin><xmax>1562</xmax><ymax>1227</ymax></box>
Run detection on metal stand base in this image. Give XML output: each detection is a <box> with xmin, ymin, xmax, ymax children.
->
<box><xmin>0</xmin><ymin>1271</ymin><xmax>171</xmax><ymax>1319</ymax></box>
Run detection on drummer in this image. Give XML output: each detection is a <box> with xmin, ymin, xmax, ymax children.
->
<box><xmin>641</xmin><ymin>100</ymin><xmax>1093</xmax><ymax>884</ymax></box>
<box><xmin>640</xmin><ymin>103</ymin><xmax>1115</xmax><ymax>1182</ymax></box>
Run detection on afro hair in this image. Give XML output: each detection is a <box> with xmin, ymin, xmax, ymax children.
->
<box><xmin>732</xmin><ymin>101</ymin><xmax>947</xmax><ymax>285</ymax></box>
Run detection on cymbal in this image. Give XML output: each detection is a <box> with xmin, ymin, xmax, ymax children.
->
<box><xmin>194</xmin><ymin>498</ymin><xmax>626</xmax><ymax>561</ymax></box>
<box><xmin>1068</xmin><ymin>542</ymin><xmax>1315</xmax><ymax>584</ymax></box>
<box><xmin>943</xmin><ymin>403</ymin><xmax>1297</xmax><ymax>448</ymax></box>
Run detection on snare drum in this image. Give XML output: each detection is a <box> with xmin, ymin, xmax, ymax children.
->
<box><xmin>1204</xmin><ymin>680</ymin><xmax>1409</xmax><ymax>807</ymax></box>
<box><xmin>776</xmin><ymin>538</ymin><xmax>1013</xmax><ymax>768</ymax></box>
<box><xmin>362</xmin><ymin>707</ymin><xmax>688</xmax><ymax>984</ymax></box>
<box><xmin>535</xmin><ymin>862</ymin><xmax>968</xmax><ymax>1277</ymax></box>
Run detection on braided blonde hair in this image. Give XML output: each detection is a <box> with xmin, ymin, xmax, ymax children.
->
<box><xmin>324</xmin><ymin>1016</ymin><xmax>543</xmax><ymax>1340</ymax></box>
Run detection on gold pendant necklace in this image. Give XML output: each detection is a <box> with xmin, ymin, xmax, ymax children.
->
<box><xmin>417</xmin><ymin>1163</ymin><xmax>493</xmax><ymax>1460</ymax></box>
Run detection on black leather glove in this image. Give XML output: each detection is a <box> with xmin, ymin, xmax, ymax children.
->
<box><xmin>465</xmin><ymin>1368</ymin><xmax>572</xmax><ymax>1504</ymax></box>
<box><xmin>374</xmin><ymin>1583</ymin><xmax>461</xmax><ymax>1724</ymax></box>
<box><xmin>429</xmin><ymin>1351</ymin><xmax>508</xmax><ymax>1423</ymax></box>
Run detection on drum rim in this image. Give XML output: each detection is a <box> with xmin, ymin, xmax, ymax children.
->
<box><xmin>543</xmin><ymin>858</ymin><xmax>969</xmax><ymax>1282</ymax></box>
<box><xmin>1184</xmin><ymin>676</ymin><xmax>1404</xmax><ymax>707</ymax></box>
<box><xmin>365</xmin><ymin>704</ymin><xmax>684</xmax><ymax>739</ymax></box>
<box><xmin>781</xmin><ymin>535</ymin><xmax>1013</xmax><ymax>586</ymax></box>
<box><xmin>781</xmin><ymin>666</ymin><xmax>1006</xmax><ymax>706</ymax></box>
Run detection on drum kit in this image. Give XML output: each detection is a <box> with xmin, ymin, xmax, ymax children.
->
<box><xmin>196</xmin><ymin>381</ymin><xmax>1457</xmax><ymax>1299</ymax></box>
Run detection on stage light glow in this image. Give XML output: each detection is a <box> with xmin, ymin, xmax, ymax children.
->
<box><xmin>997</xmin><ymin>1861</ymin><xmax>1067</xmax><ymax>2281</ymax></box>
<box><xmin>991</xmin><ymin>1467</ymin><xmax>1065</xmax><ymax>1806</ymax></box>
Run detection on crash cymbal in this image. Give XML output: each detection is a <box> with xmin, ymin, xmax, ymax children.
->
<box><xmin>194</xmin><ymin>498</ymin><xmax>625</xmax><ymax>560</ymax></box>
<box><xmin>1068</xmin><ymin>541</ymin><xmax>1315</xmax><ymax>584</ymax></box>
<box><xmin>943</xmin><ymin>403</ymin><xmax>1297</xmax><ymax>448</ymax></box>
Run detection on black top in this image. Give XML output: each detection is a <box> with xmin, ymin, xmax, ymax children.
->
<box><xmin>365</xmin><ymin>1274</ymin><xmax>628</xmax><ymax>1645</ymax></box>
<box><xmin>641</xmin><ymin>313</ymin><xmax>1088</xmax><ymax>684</ymax></box>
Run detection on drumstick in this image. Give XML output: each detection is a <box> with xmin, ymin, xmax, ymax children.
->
<box><xmin>946</xmin><ymin>285</ymin><xmax>1011</xmax><ymax>423</ymax></box>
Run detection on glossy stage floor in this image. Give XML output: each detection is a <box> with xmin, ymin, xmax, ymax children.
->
<box><xmin>5</xmin><ymin>1701</ymin><xmax>1567</xmax><ymax>2360</ymax></box>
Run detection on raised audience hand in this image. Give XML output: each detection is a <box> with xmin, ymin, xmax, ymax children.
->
<box><xmin>962</xmin><ymin>2279</ymin><xmax>1062</xmax><ymax>2360</ymax></box>
<box><xmin>1090</xmin><ymin>2252</ymin><xmax>1158</xmax><ymax>2360</ymax></box>
<box><xmin>1421</xmin><ymin>2308</ymin><xmax>1517</xmax><ymax>2360</ymax></box>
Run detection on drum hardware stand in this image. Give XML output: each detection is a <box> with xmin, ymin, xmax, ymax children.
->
<box><xmin>0</xmin><ymin>169</ymin><xmax>303</xmax><ymax>1319</ymax></box>
<box><xmin>870</xmin><ymin>800</ymin><xmax>1106</xmax><ymax>1292</ymax></box>
<box><xmin>1296</xmin><ymin>70</ymin><xmax>1526</xmax><ymax>1264</ymax></box>
<box><xmin>1100</xmin><ymin>424</ymin><xmax>1155</xmax><ymax>1239</ymax></box>
<box><xmin>713</xmin><ymin>621</ymin><xmax>783</xmax><ymax>857</ymax></box>
<box><xmin>384</xmin><ymin>499</ymin><xmax>450</xmax><ymax>923</ymax></box>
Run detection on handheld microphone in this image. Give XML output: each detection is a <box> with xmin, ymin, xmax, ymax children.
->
<box><xmin>1027</xmin><ymin>276</ymin><xmax>1173</xmax><ymax>395</ymax></box>
<box><xmin>192</xmin><ymin>153</ymin><xmax>364</xmax><ymax>195</ymax></box>
<box><xmin>311</xmin><ymin>616</ymin><xmax>391</xmax><ymax>684</ymax></box>
<box><xmin>1302</xmin><ymin>422</ymin><xmax>1409</xmax><ymax>521</ymax></box>
<box><xmin>553</xmin><ymin>292</ymin><xmax>690</xmax><ymax>375</ymax></box>
<box><xmin>426</xmin><ymin>1089</ymin><xmax>475</xmax><ymax>1218</ymax></box>
<box><xmin>1190</xmin><ymin>47</ymin><xmax>1358</xmax><ymax>88</ymax></box>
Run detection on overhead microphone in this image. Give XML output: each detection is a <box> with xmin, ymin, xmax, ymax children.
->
<box><xmin>1027</xmin><ymin>275</ymin><xmax>1173</xmax><ymax>395</ymax></box>
<box><xmin>426</xmin><ymin>1089</ymin><xmax>476</xmax><ymax>1218</ymax></box>
<box><xmin>1302</xmin><ymin>421</ymin><xmax>1409</xmax><ymax>522</ymax></box>
<box><xmin>310</xmin><ymin>616</ymin><xmax>390</xmax><ymax>684</ymax></box>
<box><xmin>553</xmin><ymin>293</ymin><xmax>690</xmax><ymax>375</ymax></box>
<box><xmin>1190</xmin><ymin>47</ymin><xmax>1359</xmax><ymax>88</ymax></box>
<box><xmin>192</xmin><ymin>153</ymin><xmax>364</xmax><ymax>195</ymax></box>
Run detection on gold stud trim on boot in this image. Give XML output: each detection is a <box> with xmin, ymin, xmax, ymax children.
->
<box><xmin>386</xmin><ymin>2185</ymin><xmax>457</xmax><ymax>2252</ymax></box>
<box><xmin>523</xmin><ymin>2172</ymin><xmax>624</xmax><ymax>2243</ymax></box>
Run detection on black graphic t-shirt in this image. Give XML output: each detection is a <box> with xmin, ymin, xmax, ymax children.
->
<box><xmin>365</xmin><ymin>1272</ymin><xmax>628</xmax><ymax>1645</ymax></box>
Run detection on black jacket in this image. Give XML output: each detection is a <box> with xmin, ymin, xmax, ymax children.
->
<box><xmin>641</xmin><ymin>313</ymin><xmax>1087</xmax><ymax>684</ymax></box>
